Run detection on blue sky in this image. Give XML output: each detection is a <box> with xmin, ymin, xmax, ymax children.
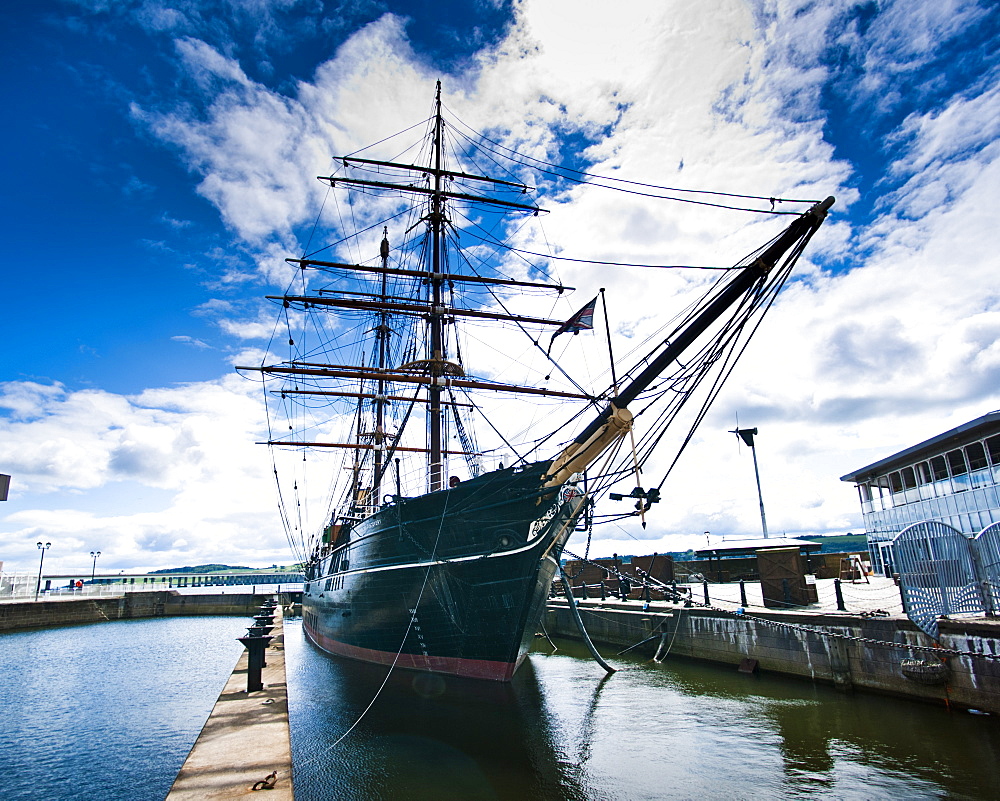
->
<box><xmin>1</xmin><ymin>0</ymin><xmax>999</xmax><ymax>573</ymax></box>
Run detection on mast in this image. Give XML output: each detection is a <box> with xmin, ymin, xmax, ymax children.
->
<box><xmin>428</xmin><ymin>80</ymin><xmax>446</xmax><ymax>492</ymax></box>
<box><xmin>374</xmin><ymin>227</ymin><xmax>391</xmax><ymax>503</ymax></box>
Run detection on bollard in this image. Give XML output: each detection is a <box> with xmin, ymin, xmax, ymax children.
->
<box><xmin>702</xmin><ymin>579</ymin><xmax>710</xmax><ymax>605</ymax></box>
<box><xmin>247</xmin><ymin>624</ymin><xmax>274</xmax><ymax>637</ymax></box>
<box><xmin>247</xmin><ymin>627</ymin><xmax>272</xmax><ymax>668</ymax></box>
<box><xmin>600</xmin><ymin>581</ymin><xmax>606</xmax><ymax>601</ymax></box>
<box><xmin>237</xmin><ymin>634</ymin><xmax>273</xmax><ymax>692</ymax></box>
<box><xmin>834</xmin><ymin>578</ymin><xmax>846</xmax><ymax>611</ymax></box>
<box><xmin>740</xmin><ymin>579</ymin><xmax>748</xmax><ymax>607</ymax></box>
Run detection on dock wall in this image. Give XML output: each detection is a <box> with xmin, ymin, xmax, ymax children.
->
<box><xmin>545</xmin><ymin>600</ymin><xmax>1000</xmax><ymax>714</ymax></box>
<box><xmin>0</xmin><ymin>591</ymin><xmax>266</xmax><ymax>632</ymax></box>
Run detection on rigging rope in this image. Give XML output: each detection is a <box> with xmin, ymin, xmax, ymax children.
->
<box><xmin>442</xmin><ymin>105</ymin><xmax>819</xmax><ymax>214</ymax></box>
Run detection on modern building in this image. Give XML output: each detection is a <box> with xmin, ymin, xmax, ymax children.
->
<box><xmin>840</xmin><ymin>411</ymin><xmax>1000</xmax><ymax>575</ymax></box>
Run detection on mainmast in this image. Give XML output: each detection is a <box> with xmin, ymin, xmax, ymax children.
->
<box><xmin>240</xmin><ymin>81</ymin><xmax>556</xmax><ymax>499</ymax></box>
<box><xmin>428</xmin><ymin>80</ymin><xmax>446</xmax><ymax>492</ymax></box>
<box><xmin>374</xmin><ymin>227</ymin><xmax>391</xmax><ymax>503</ymax></box>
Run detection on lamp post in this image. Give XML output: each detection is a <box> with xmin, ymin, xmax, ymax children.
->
<box><xmin>35</xmin><ymin>542</ymin><xmax>51</xmax><ymax>601</ymax></box>
<box><xmin>90</xmin><ymin>550</ymin><xmax>101</xmax><ymax>583</ymax></box>
<box><xmin>731</xmin><ymin>427</ymin><xmax>769</xmax><ymax>539</ymax></box>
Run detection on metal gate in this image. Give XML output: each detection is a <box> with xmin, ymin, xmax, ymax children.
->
<box><xmin>891</xmin><ymin>521</ymin><xmax>987</xmax><ymax>639</ymax></box>
<box><xmin>975</xmin><ymin>522</ymin><xmax>1000</xmax><ymax>612</ymax></box>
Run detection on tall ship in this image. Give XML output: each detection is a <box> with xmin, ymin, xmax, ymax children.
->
<box><xmin>240</xmin><ymin>83</ymin><xmax>833</xmax><ymax>681</ymax></box>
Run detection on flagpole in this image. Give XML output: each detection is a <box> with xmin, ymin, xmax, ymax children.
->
<box><xmin>600</xmin><ymin>288</ymin><xmax>619</xmax><ymax>395</ymax></box>
<box><xmin>602</xmin><ymin>288</ymin><xmax>648</xmax><ymax>528</ymax></box>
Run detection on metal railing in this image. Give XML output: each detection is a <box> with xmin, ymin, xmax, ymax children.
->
<box><xmin>0</xmin><ymin>573</ymin><xmax>303</xmax><ymax>601</ymax></box>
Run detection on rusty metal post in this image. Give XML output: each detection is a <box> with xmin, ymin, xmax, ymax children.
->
<box><xmin>834</xmin><ymin>578</ymin><xmax>846</xmax><ymax>611</ymax></box>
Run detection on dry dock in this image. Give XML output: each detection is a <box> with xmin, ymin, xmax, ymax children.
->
<box><xmin>166</xmin><ymin>602</ymin><xmax>294</xmax><ymax>800</ymax></box>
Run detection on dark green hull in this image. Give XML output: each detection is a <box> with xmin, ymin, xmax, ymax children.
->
<box><xmin>302</xmin><ymin>463</ymin><xmax>584</xmax><ymax>681</ymax></box>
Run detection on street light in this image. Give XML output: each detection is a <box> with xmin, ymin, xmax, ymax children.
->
<box><xmin>90</xmin><ymin>550</ymin><xmax>101</xmax><ymax>583</ymax></box>
<box><xmin>731</xmin><ymin>426</ymin><xmax>769</xmax><ymax>539</ymax></box>
<box><xmin>35</xmin><ymin>542</ymin><xmax>51</xmax><ymax>601</ymax></box>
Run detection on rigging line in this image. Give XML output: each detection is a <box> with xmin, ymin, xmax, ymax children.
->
<box><xmin>457</xmin><ymin>388</ymin><xmax>530</xmax><ymax>467</ymax></box>
<box><xmin>448</xmin><ymin>234</ymin><xmax>597</xmax><ymax>404</ymax></box>
<box><xmin>450</xmin><ymin>208</ymin><xmax>733</xmax><ymax>272</ymax></box>
<box><xmin>262</xmin><ymin>377</ymin><xmax>307</xmax><ymax>562</ymax></box>
<box><xmin>440</xmin><ymin>109</ymin><xmax>528</xmax><ymax>189</ymax></box>
<box><xmin>339</xmin><ymin>116</ymin><xmax>435</xmax><ymax>160</ymax></box>
<box><xmin>446</xmin><ymin>208</ymin><xmax>563</xmax><ymax>287</ymax></box>
<box><xmin>649</xmin><ymin>262</ymin><xmax>794</xmax><ymax>491</ymax></box>
<box><xmin>441</xmin><ymin>105</ymin><xmax>820</xmax><ymax>207</ymax></box>
<box><xmin>628</xmin><ymin>292</ymin><xmax>761</xmax><ymax>472</ymax></box>
<box><xmin>488</xmin><ymin>242</ymin><xmax>736</xmax><ymax>271</ymax></box>
<box><xmin>301</xmin><ymin>206</ymin><xmax>415</xmax><ymax>260</ymax></box>
<box><xmin>300</xmin><ymin>158</ymin><xmax>340</xmax><ymax>259</ymax></box>
<box><xmin>330</xmin><ymin>186</ymin><xmax>358</xmax><ymax>267</ymax></box>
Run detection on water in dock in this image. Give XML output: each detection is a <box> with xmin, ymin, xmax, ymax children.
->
<box><xmin>3</xmin><ymin>614</ymin><xmax>999</xmax><ymax>799</ymax></box>
<box><xmin>0</xmin><ymin>616</ymin><xmax>246</xmax><ymax>801</ymax></box>
<box><xmin>284</xmin><ymin>619</ymin><xmax>1000</xmax><ymax>800</ymax></box>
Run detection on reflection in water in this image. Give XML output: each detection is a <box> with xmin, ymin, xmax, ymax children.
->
<box><xmin>285</xmin><ymin>623</ymin><xmax>585</xmax><ymax>801</ymax></box>
<box><xmin>286</xmin><ymin>622</ymin><xmax>1000</xmax><ymax>801</ymax></box>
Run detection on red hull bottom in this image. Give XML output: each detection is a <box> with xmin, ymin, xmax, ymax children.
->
<box><xmin>305</xmin><ymin>619</ymin><xmax>522</xmax><ymax>682</ymax></box>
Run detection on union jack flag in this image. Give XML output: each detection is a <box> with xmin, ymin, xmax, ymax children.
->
<box><xmin>548</xmin><ymin>295</ymin><xmax>597</xmax><ymax>352</ymax></box>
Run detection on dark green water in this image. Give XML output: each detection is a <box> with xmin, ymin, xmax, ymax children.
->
<box><xmin>285</xmin><ymin>619</ymin><xmax>1000</xmax><ymax>800</ymax></box>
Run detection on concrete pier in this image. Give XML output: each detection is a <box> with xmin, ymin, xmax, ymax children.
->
<box><xmin>544</xmin><ymin>598</ymin><xmax>1000</xmax><ymax>713</ymax></box>
<box><xmin>166</xmin><ymin>602</ymin><xmax>293</xmax><ymax>800</ymax></box>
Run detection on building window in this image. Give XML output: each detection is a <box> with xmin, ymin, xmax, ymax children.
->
<box><xmin>915</xmin><ymin>461</ymin><xmax>935</xmax><ymax>499</ymax></box>
<box><xmin>948</xmin><ymin>448</ymin><xmax>968</xmax><ymax>475</ymax></box>
<box><xmin>987</xmin><ymin>435</ymin><xmax>1000</xmax><ymax>466</ymax></box>
<box><xmin>948</xmin><ymin>448</ymin><xmax>969</xmax><ymax>491</ymax></box>
<box><xmin>967</xmin><ymin>441</ymin><xmax>992</xmax><ymax>488</ymax></box>
<box><xmin>967</xmin><ymin>441</ymin><xmax>988</xmax><ymax>471</ymax></box>
<box><xmin>889</xmin><ymin>471</ymin><xmax>903</xmax><ymax>494</ymax></box>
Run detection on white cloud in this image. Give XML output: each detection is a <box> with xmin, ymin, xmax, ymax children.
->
<box><xmin>0</xmin><ymin>377</ymin><xmax>298</xmax><ymax>572</ymax></box>
<box><xmin>15</xmin><ymin>0</ymin><xmax>999</xmax><ymax>569</ymax></box>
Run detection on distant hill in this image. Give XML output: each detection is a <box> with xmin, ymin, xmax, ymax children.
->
<box><xmin>149</xmin><ymin>564</ymin><xmax>253</xmax><ymax>575</ymax></box>
<box><xmin>811</xmin><ymin>534</ymin><xmax>869</xmax><ymax>553</ymax></box>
